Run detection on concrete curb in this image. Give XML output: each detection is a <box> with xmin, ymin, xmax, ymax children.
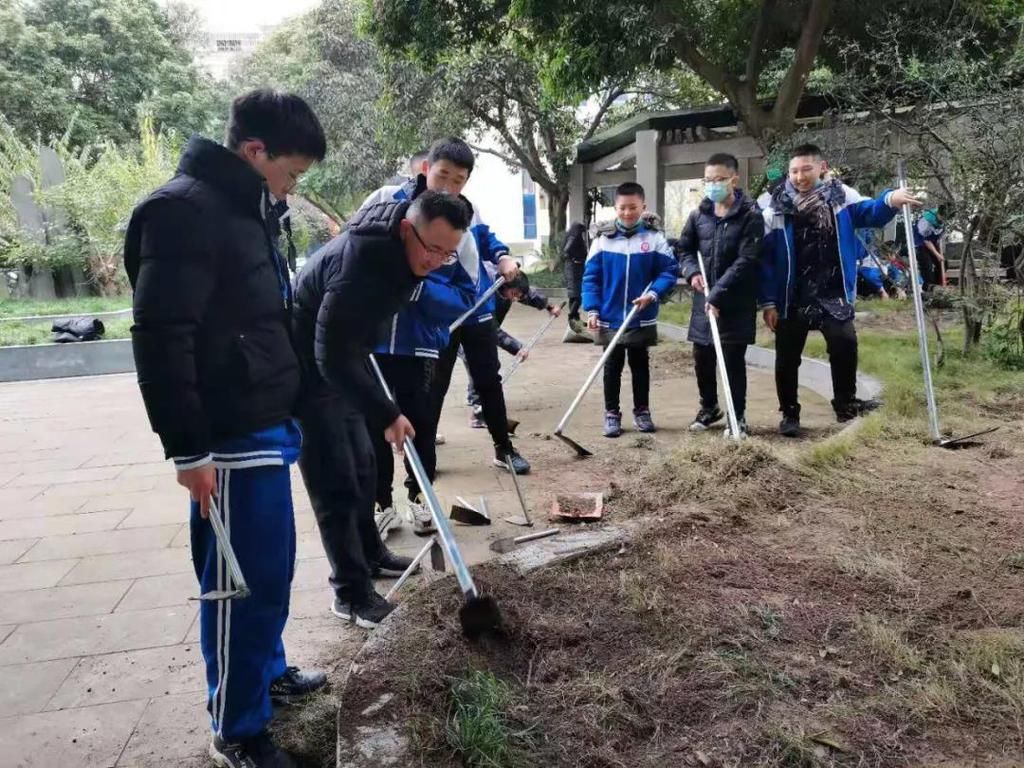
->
<box><xmin>0</xmin><ymin>339</ymin><xmax>135</xmax><ymax>383</ymax></box>
<box><xmin>657</xmin><ymin>322</ymin><xmax>883</xmax><ymax>403</ymax></box>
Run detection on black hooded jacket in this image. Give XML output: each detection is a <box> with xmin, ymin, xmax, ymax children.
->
<box><xmin>124</xmin><ymin>137</ymin><xmax>300</xmax><ymax>460</ymax></box>
<box><xmin>678</xmin><ymin>189</ymin><xmax>763</xmax><ymax>345</ymax></box>
<box><xmin>292</xmin><ymin>201</ymin><xmax>420</xmax><ymax>428</ymax></box>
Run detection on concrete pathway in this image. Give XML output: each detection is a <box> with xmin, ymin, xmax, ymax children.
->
<box><xmin>0</xmin><ymin>306</ymin><xmax>835</xmax><ymax>767</ymax></box>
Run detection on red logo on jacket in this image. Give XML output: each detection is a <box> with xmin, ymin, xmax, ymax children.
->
<box><xmin>641</xmin><ymin>242</ymin><xmax>651</xmax><ymax>252</ymax></box>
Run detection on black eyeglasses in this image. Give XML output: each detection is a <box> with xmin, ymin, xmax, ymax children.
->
<box><xmin>410</xmin><ymin>225</ymin><xmax>459</xmax><ymax>265</ymax></box>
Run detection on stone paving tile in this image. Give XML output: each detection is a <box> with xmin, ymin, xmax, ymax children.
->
<box><xmin>46</xmin><ymin>644</ymin><xmax>204</xmax><ymax>710</ymax></box>
<box><xmin>0</xmin><ymin>538</ymin><xmax>38</xmax><ymax>565</ymax></box>
<box><xmin>59</xmin><ymin>547</ymin><xmax>193</xmax><ymax>586</ymax></box>
<box><xmin>0</xmin><ymin>580</ymin><xmax>132</xmax><ymax>625</ymax></box>
<box><xmin>0</xmin><ymin>559</ymin><xmax>79</xmax><ymax>593</ymax></box>
<box><xmin>80</xmin><ymin>450</ymin><xmax>164</xmax><ymax>470</ymax></box>
<box><xmin>115</xmin><ymin>572</ymin><xmax>197</xmax><ymax>613</ymax></box>
<box><xmin>0</xmin><ymin>699</ymin><xmax>148</xmax><ymax>768</ymax></box>
<box><xmin>117</xmin><ymin>463</ymin><xmax>174</xmax><ymax>480</ymax></box>
<box><xmin>0</xmin><ymin>606</ymin><xmax>196</xmax><ymax>665</ymax></box>
<box><xmin>115</xmin><ymin>692</ymin><xmax>210</xmax><ymax>767</ymax></box>
<box><xmin>29</xmin><ymin>476</ymin><xmax>162</xmax><ymax>501</ymax></box>
<box><xmin>0</xmin><ymin>495</ymin><xmax>93</xmax><ymax>521</ymax></box>
<box><xmin>292</xmin><ymin>556</ymin><xmax>332</xmax><ymax>591</ymax></box>
<box><xmin>78</xmin><ymin>491</ymin><xmax>180</xmax><ymax>517</ymax></box>
<box><xmin>6</xmin><ymin>465</ymin><xmax>125</xmax><ymax>488</ymax></box>
<box><xmin>115</xmin><ymin>500</ymin><xmax>189</xmax><ymax>530</ymax></box>
<box><xmin>169</xmin><ymin>525</ymin><xmax>191</xmax><ymax>548</ymax></box>
<box><xmin>0</xmin><ymin>486</ymin><xmax>47</xmax><ymax>509</ymax></box>
<box><xmin>0</xmin><ymin>509</ymin><xmax>128</xmax><ymax>542</ymax></box>
<box><xmin>18</xmin><ymin>525</ymin><xmax>180</xmax><ymax>563</ymax></box>
<box><xmin>0</xmin><ymin>659</ymin><xmax>79</xmax><ymax>718</ymax></box>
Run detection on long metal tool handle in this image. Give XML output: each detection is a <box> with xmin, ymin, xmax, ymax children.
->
<box><xmin>555</xmin><ymin>283</ymin><xmax>654</xmax><ymax>435</ymax></box>
<box><xmin>368</xmin><ymin>354</ymin><xmax>479</xmax><ymax>598</ymax></box>
<box><xmin>697</xmin><ymin>254</ymin><xmax>742</xmax><ymax>441</ymax></box>
<box><xmin>384</xmin><ymin>536</ymin><xmax>436</xmax><ymax>602</ymax></box>
<box><xmin>897</xmin><ymin>160</ymin><xmax>942</xmax><ymax>442</ymax></box>
<box><xmin>514</xmin><ymin>529</ymin><xmax>560</xmax><ymax>545</ymax></box>
<box><xmin>505</xmin><ymin>459</ymin><xmax>532</xmax><ymax>525</ymax></box>
<box><xmin>503</xmin><ymin>301</ymin><xmax>568</xmax><ymax>383</ymax></box>
<box><xmin>208</xmin><ymin>498</ymin><xmax>249</xmax><ymax>596</ymax></box>
<box><xmin>449</xmin><ymin>277</ymin><xmax>507</xmax><ymax>333</ymax></box>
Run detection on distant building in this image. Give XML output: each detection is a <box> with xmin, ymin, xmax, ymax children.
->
<box><xmin>194</xmin><ymin>28</ymin><xmax>275</xmax><ymax>80</ymax></box>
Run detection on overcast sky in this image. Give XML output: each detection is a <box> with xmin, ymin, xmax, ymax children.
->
<box><xmin>175</xmin><ymin>0</ymin><xmax>322</xmax><ymax>32</ymax></box>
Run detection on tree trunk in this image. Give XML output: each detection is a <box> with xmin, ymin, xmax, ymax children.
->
<box><xmin>547</xmin><ymin>186</ymin><xmax>569</xmax><ymax>261</ymax></box>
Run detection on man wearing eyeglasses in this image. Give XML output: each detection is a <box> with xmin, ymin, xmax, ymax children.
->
<box><xmin>292</xmin><ymin>191</ymin><xmax>472</xmax><ymax>629</ymax></box>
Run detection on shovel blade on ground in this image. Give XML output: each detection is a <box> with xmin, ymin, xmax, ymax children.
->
<box><xmin>554</xmin><ymin>431</ymin><xmax>593</xmax><ymax>458</ymax></box>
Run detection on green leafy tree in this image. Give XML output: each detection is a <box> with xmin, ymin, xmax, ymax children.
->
<box><xmin>0</xmin><ymin>0</ymin><xmax>223</xmax><ymax>147</ymax></box>
<box><xmin>365</xmin><ymin>1</ymin><xmax>698</xmax><ymax>240</ymax></box>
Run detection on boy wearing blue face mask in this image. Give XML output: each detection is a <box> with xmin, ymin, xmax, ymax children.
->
<box><xmin>584</xmin><ymin>182</ymin><xmax>679</xmax><ymax>437</ymax></box>
<box><xmin>679</xmin><ymin>153</ymin><xmax>764</xmax><ymax>435</ymax></box>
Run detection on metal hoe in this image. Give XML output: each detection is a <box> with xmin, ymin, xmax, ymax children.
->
<box><xmin>369</xmin><ymin>355</ymin><xmax>502</xmax><ymax>637</ymax></box>
<box><xmin>490</xmin><ymin>528</ymin><xmax>560</xmax><ymax>554</ymax></box>
<box><xmin>449</xmin><ymin>277</ymin><xmax>507</xmax><ymax>334</ymax></box>
<box><xmin>553</xmin><ymin>282</ymin><xmax>654</xmax><ymax>457</ymax></box>
<box><xmin>194</xmin><ymin>498</ymin><xmax>250</xmax><ymax>601</ymax></box>
<box><xmin>503</xmin><ymin>300</ymin><xmax>569</xmax><ymax>383</ymax></box>
<box><xmin>896</xmin><ymin>160</ymin><xmax>997</xmax><ymax>449</ymax></box>
<box><xmin>502</xmin><ymin>459</ymin><xmax>533</xmax><ymax>527</ymax></box>
<box><xmin>697</xmin><ymin>253</ymin><xmax>743</xmax><ymax>441</ymax></box>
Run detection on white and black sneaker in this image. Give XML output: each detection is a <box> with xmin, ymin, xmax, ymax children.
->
<box><xmin>374</xmin><ymin>504</ymin><xmax>399</xmax><ymax>542</ymax></box>
<box><xmin>372</xmin><ymin>548</ymin><xmax>417</xmax><ymax>578</ymax></box>
<box><xmin>210</xmin><ymin>730</ymin><xmax>297</xmax><ymax>768</ymax></box>
<box><xmin>331</xmin><ymin>590</ymin><xmax>395</xmax><ymax>629</ymax></box>
<box><xmin>689</xmin><ymin>406</ymin><xmax>724</xmax><ymax>432</ymax></box>
<box><xmin>406</xmin><ymin>495</ymin><xmax>436</xmax><ymax>536</ymax></box>
<box><xmin>722</xmin><ymin>417</ymin><xmax>750</xmax><ymax>439</ymax></box>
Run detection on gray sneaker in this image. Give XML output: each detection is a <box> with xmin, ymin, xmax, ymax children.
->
<box><xmin>603</xmin><ymin>410</ymin><xmax>623</xmax><ymax>438</ymax></box>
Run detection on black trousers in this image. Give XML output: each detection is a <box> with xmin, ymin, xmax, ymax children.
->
<box><xmin>372</xmin><ymin>355</ymin><xmax>436</xmax><ymax>508</ymax></box>
<box><xmin>603</xmin><ymin>345</ymin><xmax>650</xmax><ymax>412</ymax></box>
<box><xmin>693</xmin><ymin>342</ymin><xmax>748</xmax><ymax>417</ymax></box>
<box><xmin>297</xmin><ymin>400</ymin><xmax>383</xmax><ymax>602</ymax></box>
<box><xmin>775</xmin><ymin>315</ymin><xmax>858</xmax><ymax>413</ymax></box>
<box><xmin>568</xmin><ymin>297</ymin><xmax>582</xmax><ymax>322</ymax></box>
<box><xmin>432</xmin><ymin>320</ymin><xmax>511</xmax><ymax>449</ymax></box>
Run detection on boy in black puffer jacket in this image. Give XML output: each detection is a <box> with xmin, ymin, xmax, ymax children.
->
<box><xmin>678</xmin><ymin>152</ymin><xmax>764</xmax><ymax>436</ymax></box>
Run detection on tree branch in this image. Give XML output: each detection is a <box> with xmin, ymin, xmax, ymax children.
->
<box><xmin>581</xmin><ymin>84</ymin><xmax>625</xmax><ymax>143</ymax></box>
<box><xmin>467</xmin><ymin>142</ymin><xmax>523</xmax><ymax>171</ymax></box>
<box><xmin>772</xmin><ymin>0</ymin><xmax>834</xmax><ymax>128</ymax></box>
<box><xmin>745</xmin><ymin>0</ymin><xmax>777</xmax><ymax>86</ymax></box>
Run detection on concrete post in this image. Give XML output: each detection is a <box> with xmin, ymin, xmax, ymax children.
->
<box><xmin>635</xmin><ymin>130</ymin><xmax>662</xmax><ymax>219</ymax></box>
<box><xmin>568</xmin><ymin>162</ymin><xmax>587</xmax><ymax>226</ymax></box>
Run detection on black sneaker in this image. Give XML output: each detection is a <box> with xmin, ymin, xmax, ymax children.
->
<box><xmin>269</xmin><ymin>666</ymin><xmax>328</xmax><ymax>705</ymax></box>
<box><xmin>494</xmin><ymin>444</ymin><xmax>531</xmax><ymax>474</ymax></box>
<box><xmin>210</xmin><ymin>730</ymin><xmax>297</xmax><ymax>768</ymax></box>
<box><xmin>689</xmin><ymin>406</ymin><xmax>724</xmax><ymax>432</ymax></box>
<box><xmin>779</xmin><ymin>409</ymin><xmax>801</xmax><ymax>437</ymax></box>
<box><xmin>331</xmin><ymin>590</ymin><xmax>395</xmax><ymax>629</ymax></box>
<box><xmin>372</xmin><ymin>548</ymin><xmax>417</xmax><ymax>578</ymax></box>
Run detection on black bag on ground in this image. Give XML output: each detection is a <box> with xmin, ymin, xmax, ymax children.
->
<box><xmin>51</xmin><ymin>317</ymin><xmax>106</xmax><ymax>343</ymax></box>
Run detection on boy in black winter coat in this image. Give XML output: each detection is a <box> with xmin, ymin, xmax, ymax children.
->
<box><xmin>678</xmin><ymin>153</ymin><xmax>763</xmax><ymax>436</ymax></box>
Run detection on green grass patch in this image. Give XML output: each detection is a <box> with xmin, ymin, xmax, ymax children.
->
<box><xmin>0</xmin><ymin>317</ymin><xmax>133</xmax><ymax>347</ymax></box>
<box><xmin>445</xmin><ymin>671</ymin><xmax>532</xmax><ymax>768</ymax></box>
<box><xmin>657</xmin><ymin>295</ymin><xmax>693</xmax><ymax>326</ymax></box>
<box><xmin>0</xmin><ymin>296</ymin><xmax>131</xmax><ymax>318</ymax></box>
<box><xmin>520</xmin><ymin>267</ymin><xmax>564</xmax><ymax>290</ymax></box>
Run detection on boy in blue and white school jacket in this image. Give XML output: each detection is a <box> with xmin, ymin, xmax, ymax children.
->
<box><xmin>583</xmin><ymin>182</ymin><xmax>679</xmax><ymax>438</ymax></box>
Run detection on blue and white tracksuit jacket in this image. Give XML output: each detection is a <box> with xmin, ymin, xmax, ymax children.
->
<box><xmin>360</xmin><ymin>178</ymin><xmax>511</xmax><ymax>354</ymax></box>
<box><xmin>581</xmin><ymin>224</ymin><xmax>679</xmax><ymax>331</ymax></box>
<box><xmin>759</xmin><ymin>184</ymin><xmax>899</xmax><ymax>317</ymax></box>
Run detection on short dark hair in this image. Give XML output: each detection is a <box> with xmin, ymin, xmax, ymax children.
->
<box><xmin>427</xmin><ymin>137</ymin><xmax>475</xmax><ymax>174</ymax></box>
<box><xmin>790</xmin><ymin>143</ymin><xmax>824</xmax><ymax>161</ymax></box>
<box><xmin>706</xmin><ymin>153</ymin><xmax>739</xmax><ymax>172</ymax></box>
<box><xmin>226</xmin><ymin>89</ymin><xmax>327</xmax><ymax>161</ymax></box>
<box><xmin>409</xmin><ymin>149</ymin><xmax>429</xmax><ymax>174</ymax></box>
<box><xmin>615</xmin><ymin>182</ymin><xmax>645</xmax><ymax>200</ymax></box>
<box><xmin>408</xmin><ymin>190</ymin><xmax>471</xmax><ymax>231</ymax></box>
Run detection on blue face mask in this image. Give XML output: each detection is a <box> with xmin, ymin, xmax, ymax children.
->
<box><xmin>705</xmin><ymin>181</ymin><xmax>730</xmax><ymax>203</ymax></box>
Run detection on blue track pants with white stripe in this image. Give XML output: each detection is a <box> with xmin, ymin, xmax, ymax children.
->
<box><xmin>189</xmin><ymin>422</ymin><xmax>300</xmax><ymax>742</ymax></box>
